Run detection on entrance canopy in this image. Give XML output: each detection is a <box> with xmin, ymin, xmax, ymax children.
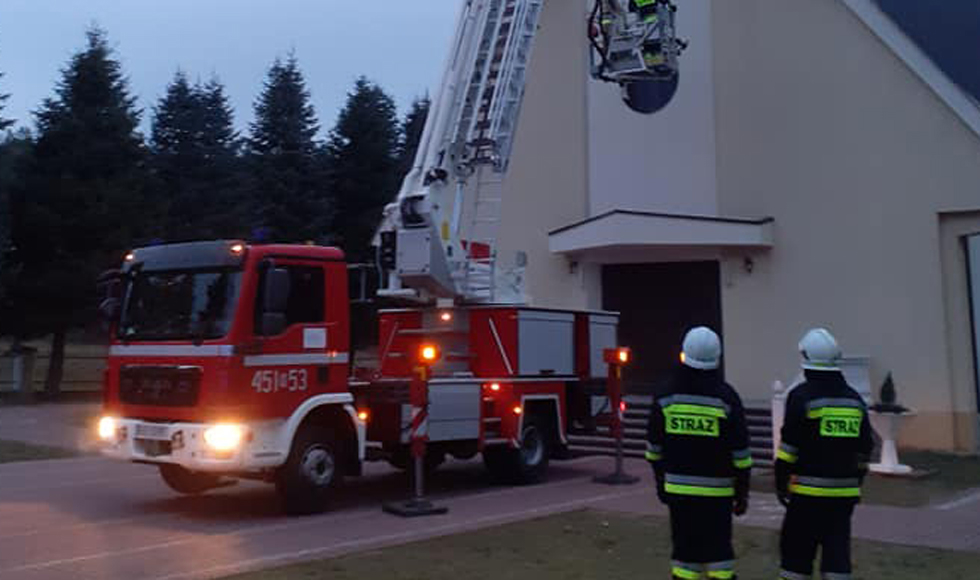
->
<box><xmin>548</xmin><ymin>209</ymin><xmax>774</xmax><ymax>262</ymax></box>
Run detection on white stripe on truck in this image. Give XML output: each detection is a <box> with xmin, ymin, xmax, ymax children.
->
<box><xmin>109</xmin><ymin>345</ymin><xmax>349</xmax><ymax>367</ymax></box>
<box><xmin>109</xmin><ymin>345</ymin><xmax>235</xmax><ymax>357</ymax></box>
<box><xmin>243</xmin><ymin>353</ymin><xmax>350</xmax><ymax>367</ymax></box>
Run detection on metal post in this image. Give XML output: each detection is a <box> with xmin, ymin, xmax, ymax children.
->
<box><xmin>383</xmin><ymin>362</ymin><xmax>448</xmax><ymax>517</ymax></box>
<box><xmin>594</xmin><ymin>353</ymin><xmax>639</xmax><ymax>485</ymax></box>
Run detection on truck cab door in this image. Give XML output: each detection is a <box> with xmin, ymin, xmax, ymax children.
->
<box><xmin>245</xmin><ymin>260</ymin><xmax>343</xmax><ymax>417</ymax></box>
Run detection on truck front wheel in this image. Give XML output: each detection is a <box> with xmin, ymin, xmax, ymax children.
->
<box><xmin>276</xmin><ymin>425</ymin><xmax>341</xmax><ymax>515</ymax></box>
<box><xmin>159</xmin><ymin>464</ymin><xmax>224</xmax><ymax>495</ymax></box>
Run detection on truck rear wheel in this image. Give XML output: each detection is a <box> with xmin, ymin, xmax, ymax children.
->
<box><xmin>483</xmin><ymin>417</ymin><xmax>550</xmax><ymax>484</ymax></box>
<box><xmin>159</xmin><ymin>464</ymin><xmax>223</xmax><ymax>495</ymax></box>
<box><xmin>276</xmin><ymin>425</ymin><xmax>341</xmax><ymax>515</ymax></box>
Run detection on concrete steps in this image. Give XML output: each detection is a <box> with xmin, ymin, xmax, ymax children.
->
<box><xmin>567</xmin><ymin>395</ymin><xmax>774</xmax><ymax>467</ymax></box>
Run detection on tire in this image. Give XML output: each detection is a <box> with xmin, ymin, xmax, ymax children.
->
<box><xmin>483</xmin><ymin>416</ymin><xmax>551</xmax><ymax>484</ymax></box>
<box><xmin>276</xmin><ymin>425</ymin><xmax>342</xmax><ymax>515</ymax></box>
<box><xmin>159</xmin><ymin>464</ymin><xmax>222</xmax><ymax>495</ymax></box>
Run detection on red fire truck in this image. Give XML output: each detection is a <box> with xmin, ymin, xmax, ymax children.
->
<box><xmin>98</xmin><ymin>240</ymin><xmax>618</xmax><ymax>513</ymax></box>
<box><xmin>97</xmin><ymin>0</ymin><xmax>681</xmax><ymax>513</ymax></box>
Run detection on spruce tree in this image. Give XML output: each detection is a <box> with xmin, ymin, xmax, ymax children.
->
<box><xmin>397</xmin><ymin>96</ymin><xmax>430</xmax><ymax>178</ymax></box>
<box><xmin>150</xmin><ymin>72</ymin><xmax>242</xmax><ymax>241</ymax></box>
<box><xmin>324</xmin><ymin>77</ymin><xmax>400</xmax><ymax>262</ymax></box>
<box><xmin>150</xmin><ymin>70</ymin><xmax>200</xmax><ymax>240</ymax></box>
<box><xmin>13</xmin><ymin>27</ymin><xmax>150</xmax><ymax>395</ymax></box>
<box><xmin>0</xmin><ymin>53</ymin><xmax>12</xmax><ymax>132</ymax></box>
<box><xmin>247</xmin><ymin>54</ymin><xmax>328</xmax><ymax>243</ymax></box>
<box><xmin>0</xmin><ymin>78</ymin><xmax>11</xmax><ymax>132</ymax></box>
<box><xmin>197</xmin><ymin>77</ymin><xmax>244</xmax><ymax>237</ymax></box>
<box><xmin>0</xmin><ymin>132</ymin><xmax>33</xmax><ymax>341</ymax></box>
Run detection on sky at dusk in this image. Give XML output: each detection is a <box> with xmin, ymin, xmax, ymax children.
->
<box><xmin>0</xmin><ymin>0</ymin><xmax>460</xmax><ymax>136</ymax></box>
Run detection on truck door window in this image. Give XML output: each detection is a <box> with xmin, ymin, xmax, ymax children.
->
<box><xmin>255</xmin><ymin>265</ymin><xmax>325</xmax><ymax>336</ymax></box>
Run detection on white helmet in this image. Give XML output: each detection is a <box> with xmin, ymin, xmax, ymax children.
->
<box><xmin>681</xmin><ymin>327</ymin><xmax>722</xmax><ymax>370</ymax></box>
<box><xmin>799</xmin><ymin>328</ymin><xmax>842</xmax><ymax>371</ymax></box>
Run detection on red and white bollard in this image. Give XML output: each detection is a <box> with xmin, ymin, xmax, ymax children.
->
<box><xmin>594</xmin><ymin>347</ymin><xmax>640</xmax><ymax>485</ymax></box>
<box><xmin>383</xmin><ymin>344</ymin><xmax>449</xmax><ymax>517</ymax></box>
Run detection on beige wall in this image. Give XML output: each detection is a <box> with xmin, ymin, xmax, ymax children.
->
<box><xmin>712</xmin><ymin>0</ymin><xmax>980</xmax><ymax>450</ymax></box>
<box><xmin>498</xmin><ymin>0</ymin><xmax>980</xmax><ymax>450</ymax></box>
<box><xmin>587</xmin><ymin>0</ymin><xmax>718</xmax><ymax>216</ymax></box>
<box><xmin>496</xmin><ymin>0</ymin><xmax>593</xmax><ymax>309</ymax></box>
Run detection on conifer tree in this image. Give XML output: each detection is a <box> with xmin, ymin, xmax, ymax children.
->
<box><xmin>324</xmin><ymin>77</ymin><xmax>400</xmax><ymax>261</ymax></box>
<box><xmin>13</xmin><ymin>27</ymin><xmax>149</xmax><ymax>395</ymax></box>
<box><xmin>247</xmin><ymin>54</ymin><xmax>328</xmax><ymax>243</ymax></box>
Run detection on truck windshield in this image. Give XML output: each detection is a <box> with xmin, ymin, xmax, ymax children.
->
<box><xmin>118</xmin><ymin>269</ymin><xmax>242</xmax><ymax>341</ymax></box>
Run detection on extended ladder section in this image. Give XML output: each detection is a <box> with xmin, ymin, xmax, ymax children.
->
<box><xmin>378</xmin><ymin>0</ymin><xmax>543</xmax><ymax>304</ymax></box>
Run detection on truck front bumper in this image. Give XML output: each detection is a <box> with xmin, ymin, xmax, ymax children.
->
<box><xmin>100</xmin><ymin>418</ymin><xmax>289</xmax><ymax>474</ymax></box>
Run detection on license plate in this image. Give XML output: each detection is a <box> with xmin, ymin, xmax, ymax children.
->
<box><xmin>135</xmin><ymin>423</ymin><xmax>170</xmax><ymax>441</ymax></box>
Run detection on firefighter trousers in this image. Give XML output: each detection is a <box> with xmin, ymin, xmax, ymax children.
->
<box><xmin>668</xmin><ymin>496</ymin><xmax>736</xmax><ymax>579</ymax></box>
<box><xmin>780</xmin><ymin>495</ymin><xmax>856</xmax><ymax>579</ymax></box>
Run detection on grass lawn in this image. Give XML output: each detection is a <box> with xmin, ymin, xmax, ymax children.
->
<box><xmin>753</xmin><ymin>451</ymin><xmax>980</xmax><ymax>507</ymax></box>
<box><xmin>0</xmin><ymin>439</ymin><xmax>76</xmax><ymax>463</ymax></box>
<box><xmin>223</xmin><ymin>510</ymin><xmax>980</xmax><ymax>580</ymax></box>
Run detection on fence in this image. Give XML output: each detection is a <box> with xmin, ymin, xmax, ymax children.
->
<box><xmin>0</xmin><ymin>343</ymin><xmax>106</xmax><ymax>394</ymax></box>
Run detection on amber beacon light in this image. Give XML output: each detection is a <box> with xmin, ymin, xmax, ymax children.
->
<box><xmin>604</xmin><ymin>347</ymin><xmax>632</xmax><ymax>365</ymax></box>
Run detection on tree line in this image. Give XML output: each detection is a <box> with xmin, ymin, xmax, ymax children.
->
<box><xmin>0</xmin><ymin>27</ymin><xmax>429</xmax><ymax>394</ymax></box>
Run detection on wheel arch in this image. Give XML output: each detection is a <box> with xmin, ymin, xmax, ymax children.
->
<box><xmin>283</xmin><ymin>394</ymin><xmax>365</xmax><ymax>475</ymax></box>
<box><xmin>520</xmin><ymin>394</ymin><xmax>566</xmax><ymax>446</ymax></box>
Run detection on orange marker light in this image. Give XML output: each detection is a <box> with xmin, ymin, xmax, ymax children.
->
<box><xmin>489</xmin><ymin>383</ymin><xmax>501</xmax><ymax>392</ymax></box>
<box><xmin>513</xmin><ymin>406</ymin><xmax>523</xmax><ymax>415</ymax></box>
<box><xmin>439</xmin><ymin>311</ymin><xmax>453</xmax><ymax>322</ymax></box>
<box><xmin>604</xmin><ymin>347</ymin><xmax>632</xmax><ymax>365</ymax></box>
<box><xmin>230</xmin><ymin>243</ymin><xmax>245</xmax><ymax>254</ymax></box>
<box><xmin>680</xmin><ymin>352</ymin><xmax>686</xmax><ymax>364</ymax></box>
<box><xmin>124</xmin><ymin>252</ymin><xmax>135</xmax><ymax>262</ymax></box>
<box><xmin>357</xmin><ymin>410</ymin><xmax>369</xmax><ymax>422</ymax></box>
<box><xmin>420</xmin><ymin>344</ymin><xmax>439</xmax><ymax>363</ymax></box>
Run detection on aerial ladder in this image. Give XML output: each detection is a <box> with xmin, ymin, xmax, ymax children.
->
<box><xmin>376</xmin><ymin>0</ymin><xmax>686</xmax><ymax>305</ymax></box>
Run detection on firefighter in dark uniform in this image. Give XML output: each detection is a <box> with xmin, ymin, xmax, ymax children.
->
<box><xmin>647</xmin><ymin>327</ymin><xmax>752</xmax><ymax>580</ymax></box>
<box><xmin>630</xmin><ymin>0</ymin><xmax>670</xmax><ymax>73</ymax></box>
<box><xmin>776</xmin><ymin>328</ymin><xmax>874</xmax><ymax>580</ymax></box>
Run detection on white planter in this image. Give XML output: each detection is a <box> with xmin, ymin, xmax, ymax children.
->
<box><xmin>869</xmin><ymin>410</ymin><xmax>916</xmax><ymax>475</ymax></box>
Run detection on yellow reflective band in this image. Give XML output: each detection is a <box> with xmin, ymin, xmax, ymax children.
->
<box><xmin>733</xmin><ymin>456</ymin><xmax>753</xmax><ymax>469</ymax></box>
<box><xmin>807</xmin><ymin>407</ymin><xmax>863</xmax><ymax>419</ymax></box>
<box><xmin>646</xmin><ymin>450</ymin><xmax>663</xmax><ymax>462</ymax></box>
<box><xmin>672</xmin><ymin>566</ymin><xmax>702</xmax><ymax>579</ymax></box>
<box><xmin>665</xmin><ymin>483</ymin><xmax>736</xmax><ymax>497</ymax></box>
<box><xmin>707</xmin><ymin>571</ymin><xmax>735</xmax><ymax>579</ymax></box>
<box><xmin>776</xmin><ymin>449</ymin><xmax>798</xmax><ymax>463</ymax></box>
<box><xmin>664</xmin><ymin>404</ymin><xmax>728</xmax><ymax>418</ymax></box>
<box><xmin>790</xmin><ymin>484</ymin><xmax>861</xmax><ymax>498</ymax></box>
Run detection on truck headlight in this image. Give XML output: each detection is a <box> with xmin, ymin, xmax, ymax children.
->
<box><xmin>98</xmin><ymin>416</ymin><xmax>118</xmax><ymax>442</ymax></box>
<box><xmin>203</xmin><ymin>424</ymin><xmax>244</xmax><ymax>452</ymax></box>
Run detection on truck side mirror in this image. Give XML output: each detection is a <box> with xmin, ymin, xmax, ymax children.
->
<box><xmin>96</xmin><ymin>270</ymin><xmax>123</xmax><ymax>323</ymax></box>
<box><xmin>260</xmin><ymin>268</ymin><xmax>291</xmax><ymax>336</ymax></box>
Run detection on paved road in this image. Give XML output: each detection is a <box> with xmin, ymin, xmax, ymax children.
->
<box><xmin>1</xmin><ymin>404</ymin><xmax>979</xmax><ymax>580</ymax></box>
<box><xmin>0</xmin><ymin>453</ymin><xmax>659</xmax><ymax>580</ymax></box>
